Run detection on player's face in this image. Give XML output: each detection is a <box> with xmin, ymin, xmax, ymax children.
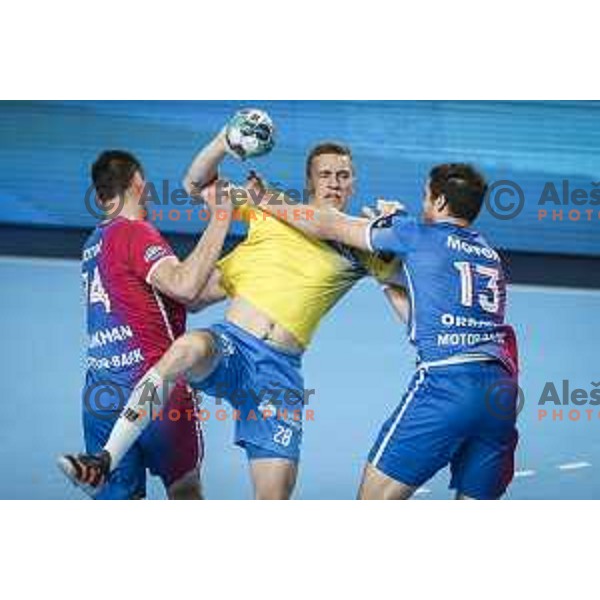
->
<box><xmin>309</xmin><ymin>154</ymin><xmax>354</xmax><ymax>210</ymax></box>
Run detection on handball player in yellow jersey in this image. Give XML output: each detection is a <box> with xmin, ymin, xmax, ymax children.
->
<box><xmin>59</xmin><ymin>110</ymin><xmax>398</xmax><ymax>499</ymax></box>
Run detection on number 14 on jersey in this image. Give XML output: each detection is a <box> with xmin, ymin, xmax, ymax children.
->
<box><xmin>82</xmin><ymin>267</ymin><xmax>112</xmax><ymax>313</ymax></box>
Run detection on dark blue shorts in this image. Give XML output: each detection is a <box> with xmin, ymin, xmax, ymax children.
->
<box><xmin>83</xmin><ymin>382</ymin><xmax>202</xmax><ymax>500</ymax></box>
<box><xmin>190</xmin><ymin>321</ymin><xmax>305</xmax><ymax>462</ymax></box>
<box><xmin>368</xmin><ymin>360</ymin><xmax>519</xmax><ymax>499</ymax></box>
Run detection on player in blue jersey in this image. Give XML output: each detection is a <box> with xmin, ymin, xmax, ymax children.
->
<box><xmin>59</xmin><ymin>150</ymin><xmax>233</xmax><ymax>499</ymax></box>
<box><xmin>258</xmin><ymin>163</ymin><xmax>519</xmax><ymax>499</ymax></box>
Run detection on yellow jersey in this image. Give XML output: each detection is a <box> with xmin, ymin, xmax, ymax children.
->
<box><xmin>217</xmin><ymin>203</ymin><xmax>396</xmax><ymax>348</ymax></box>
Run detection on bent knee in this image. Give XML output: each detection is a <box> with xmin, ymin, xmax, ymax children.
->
<box><xmin>358</xmin><ymin>463</ymin><xmax>416</xmax><ymax>500</ymax></box>
<box><xmin>171</xmin><ymin>331</ymin><xmax>216</xmax><ymax>366</ymax></box>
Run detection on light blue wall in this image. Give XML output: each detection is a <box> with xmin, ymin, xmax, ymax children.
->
<box><xmin>1</xmin><ymin>100</ymin><xmax>600</xmax><ymax>255</ymax></box>
<box><xmin>1</xmin><ymin>257</ymin><xmax>598</xmax><ymax>499</ymax></box>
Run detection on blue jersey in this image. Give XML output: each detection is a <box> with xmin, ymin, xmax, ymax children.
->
<box><xmin>367</xmin><ymin>213</ymin><xmax>518</xmax><ymax>373</ymax></box>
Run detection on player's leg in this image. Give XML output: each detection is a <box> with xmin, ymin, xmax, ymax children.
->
<box><xmin>246</xmin><ymin>444</ymin><xmax>298</xmax><ymax>499</ymax></box>
<box><xmin>141</xmin><ymin>382</ymin><xmax>205</xmax><ymax>500</ymax></box>
<box><xmin>249</xmin><ymin>459</ymin><xmax>298</xmax><ymax>500</ymax></box>
<box><xmin>358</xmin><ymin>367</ymin><xmax>466</xmax><ymax>500</ymax></box>
<box><xmin>186</xmin><ymin>322</ymin><xmax>306</xmax><ymax>499</ymax></box>
<box><xmin>203</xmin><ymin>323</ymin><xmax>305</xmax><ymax>499</ymax></box>
<box><xmin>357</xmin><ymin>463</ymin><xmax>416</xmax><ymax>500</ymax></box>
<box><xmin>77</xmin><ymin>406</ymin><xmax>147</xmax><ymax>499</ymax></box>
<box><xmin>167</xmin><ymin>468</ymin><xmax>203</xmax><ymax>500</ymax></box>
<box><xmin>449</xmin><ymin>362</ymin><xmax>519</xmax><ymax>500</ymax></box>
<box><xmin>450</xmin><ymin>417</ymin><xmax>518</xmax><ymax>500</ymax></box>
<box><xmin>59</xmin><ymin>330</ymin><xmax>219</xmax><ymax>490</ymax></box>
<box><xmin>450</xmin><ymin>432</ymin><xmax>518</xmax><ymax>500</ymax></box>
<box><xmin>154</xmin><ymin>330</ymin><xmax>220</xmax><ymax>382</ymax></box>
<box><xmin>239</xmin><ymin>359</ymin><xmax>304</xmax><ymax>499</ymax></box>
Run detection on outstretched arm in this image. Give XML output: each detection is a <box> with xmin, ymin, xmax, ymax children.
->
<box><xmin>245</xmin><ymin>173</ymin><xmax>372</xmax><ymax>250</ymax></box>
<box><xmin>268</xmin><ymin>201</ymin><xmax>370</xmax><ymax>250</ymax></box>
<box><xmin>183</xmin><ymin>129</ymin><xmax>229</xmax><ymax>194</ymax></box>
<box><xmin>149</xmin><ymin>182</ymin><xmax>233</xmax><ymax>306</ymax></box>
<box><xmin>183</xmin><ymin>108</ymin><xmax>275</xmax><ymax>194</ymax></box>
<box><xmin>318</xmin><ymin>210</ymin><xmax>370</xmax><ymax>250</ymax></box>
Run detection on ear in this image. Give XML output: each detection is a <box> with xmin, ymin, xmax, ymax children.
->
<box><xmin>434</xmin><ymin>194</ymin><xmax>448</xmax><ymax>212</ymax></box>
<box><xmin>131</xmin><ymin>171</ymin><xmax>145</xmax><ymax>195</ymax></box>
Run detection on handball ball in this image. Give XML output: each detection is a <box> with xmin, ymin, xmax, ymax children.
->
<box><xmin>225</xmin><ymin>109</ymin><xmax>276</xmax><ymax>160</ymax></box>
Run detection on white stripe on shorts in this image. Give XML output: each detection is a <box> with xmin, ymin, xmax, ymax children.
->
<box><xmin>371</xmin><ymin>368</ymin><xmax>427</xmax><ymax>468</ymax></box>
<box><xmin>418</xmin><ymin>353</ymin><xmax>494</xmax><ymax>370</ymax></box>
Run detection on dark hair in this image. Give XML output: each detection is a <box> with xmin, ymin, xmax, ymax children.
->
<box><xmin>428</xmin><ymin>163</ymin><xmax>487</xmax><ymax>223</ymax></box>
<box><xmin>305</xmin><ymin>141</ymin><xmax>353</xmax><ymax>181</ymax></box>
<box><xmin>91</xmin><ymin>150</ymin><xmax>144</xmax><ymax>202</ymax></box>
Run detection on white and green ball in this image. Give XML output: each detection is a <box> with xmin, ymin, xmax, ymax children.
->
<box><xmin>225</xmin><ymin>109</ymin><xmax>275</xmax><ymax>160</ymax></box>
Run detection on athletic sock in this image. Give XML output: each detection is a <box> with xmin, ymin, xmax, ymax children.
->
<box><xmin>104</xmin><ymin>368</ymin><xmax>172</xmax><ymax>471</ymax></box>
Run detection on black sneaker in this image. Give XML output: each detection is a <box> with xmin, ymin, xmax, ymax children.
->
<box><xmin>57</xmin><ymin>450</ymin><xmax>111</xmax><ymax>497</ymax></box>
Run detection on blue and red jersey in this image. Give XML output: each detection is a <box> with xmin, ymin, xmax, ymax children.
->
<box><xmin>82</xmin><ymin>217</ymin><xmax>185</xmax><ymax>395</ymax></box>
<box><xmin>367</xmin><ymin>213</ymin><xmax>518</xmax><ymax>374</ymax></box>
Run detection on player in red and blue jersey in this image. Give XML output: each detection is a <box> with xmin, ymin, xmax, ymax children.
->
<box><xmin>60</xmin><ymin>150</ymin><xmax>232</xmax><ymax>499</ymax></box>
<box><xmin>259</xmin><ymin>163</ymin><xmax>519</xmax><ymax>499</ymax></box>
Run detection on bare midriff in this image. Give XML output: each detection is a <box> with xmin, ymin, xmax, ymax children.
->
<box><xmin>225</xmin><ymin>296</ymin><xmax>304</xmax><ymax>353</ymax></box>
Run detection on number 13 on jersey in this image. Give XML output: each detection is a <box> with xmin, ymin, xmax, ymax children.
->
<box><xmin>454</xmin><ymin>261</ymin><xmax>500</xmax><ymax>314</ymax></box>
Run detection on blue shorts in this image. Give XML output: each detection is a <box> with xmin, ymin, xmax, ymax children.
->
<box><xmin>368</xmin><ymin>360</ymin><xmax>519</xmax><ymax>499</ymax></box>
<box><xmin>83</xmin><ymin>383</ymin><xmax>202</xmax><ymax>500</ymax></box>
<box><xmin>191</xmin><ymin>321</ymin><xmax>305</xmax><ymax>462</ymax></box>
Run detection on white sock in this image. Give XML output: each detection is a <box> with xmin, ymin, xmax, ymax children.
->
<box><xmin>104</xmin><ymin>368</ymin><xmax>172</xmax><ymax>471</ymax></box>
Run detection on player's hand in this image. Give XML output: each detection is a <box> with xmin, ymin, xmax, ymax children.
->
<box><xmin>246</xmin><ymin>170</ymin><xmax>266</xmax><ymax>194</ymax></box>
<box><xmin>361</xmin><ymin>198</ymin><xmax>407</xmax><ymax>219</ymax></box>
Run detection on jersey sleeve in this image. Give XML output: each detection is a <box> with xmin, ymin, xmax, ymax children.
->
<box><xmin>128</xmin><ymin>221</ymin><xmax>177</xmax><ymax>284</ymax></box>
<box><xmin>365</xmin><ymin>213</ymin><xmax>420</xmax><ymax>257</ymax></box>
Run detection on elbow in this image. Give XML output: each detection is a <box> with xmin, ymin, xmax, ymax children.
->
<box><xmin>183</xmin><ymin>173</ymin><xmax>219</xmax><ymax>199</ymax></box>
<box><xmin>176</xmin><ymin>285</ymin><xmax>200</xmax><ymax>306</ymax></box>
<box><xmin>183</xmin><ymin>174</ymin><xmax>196</xmax><ymax>197</ymax></box>
<box><xmin>170</xmin><ymin>271</ymin><xmax>201</xmax><ymax>306</ymax></box>
<box><xmin>182</xmin><ymin>176</ymin><xmax>191</xmax><ymax>196</ymax></box>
